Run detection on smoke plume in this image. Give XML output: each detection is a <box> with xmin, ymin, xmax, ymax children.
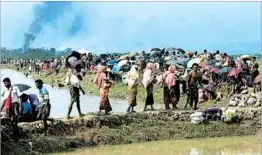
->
<box><xmin>23</xmin><ymin>2</ymin><xmax>76</xmax><ymax>51</ymax></box>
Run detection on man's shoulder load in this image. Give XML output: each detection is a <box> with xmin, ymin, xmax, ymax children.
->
<box><xmin>64</xmin><ymin>70</ymin><xmax>80</xmax><ymax>88</ymax></box>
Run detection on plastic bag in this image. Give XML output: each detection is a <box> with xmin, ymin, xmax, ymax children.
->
<box><xmin>247</xmin><ymin>98</ymin><xmax>257</xmax><ymax>105</ymax></box>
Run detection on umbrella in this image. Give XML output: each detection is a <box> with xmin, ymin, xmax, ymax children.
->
<box><xmin>14</xmin><ymin>84</ymin><xmax>31</xmax><ymax>92</ymax></box>
<box><xmin>208</xmin><ymin>60</ymin><xmax>216</xmax><ymax>65</ymax></box>
<box><xmin>240</xmin><ymin>55</ymin><xmax>252</xmax><ymax>60</ymax></box>
<box><xmin>100</xmin><ymin>54</ymin><xmax>108</xmax><ymax>59</ymax></box>
<box><xmin>203</xmin><ymin>65</ymin><xmax>211</xmax><ymax>71</ymax></box>
<box><xmin>174</xmin><ymin>59</ymin><xmax>187</xmax><ymax>66</ymax></box>
<box><xmin>118</xmin><ymin>53</ymin><xmax>131</xmax><ymax>60</ymax></box>
<box><xmin>106</xmin><ymin>59</ymin><xmax>117</xmax><ymax>66</ymax></box>
<box><xmin>176</xmin><ymin>48</ymin><xmax>185</xmax><ymax>53</ymax></box>
<box><xmin>112</xmin><ymin>64</ymin><xmax>120</xmax><ymax>73</ymax></box>
<box><xmin>1</xmin><ymin>84</ymin><xmax>32</xmax><ymax>96</ymax></box>
<box><xmin>181</xmin><ymin>57</ymin><xmax>189</xmax><ymax>60</ymax></box>
<box><xmin>200</xmin><ymin>61</ymin><xmax>208</xmax><ymax>69</ymax></box>
<box><xmin>228</xmin><ymin>69</ymin><xmax>241</xmax><ymax>77</ymax></box>
<box><xmin>166</xmin><ymin>60</ymin><xmax>178</xmax><ymax>65</ymax></box>
<box><xmin>254</xmin><ymin>75</ymin><xmax>262</xmax><ymax>84</ymax></box>
<box><xmin>217</xmin><ymin>67</ymin><xmax>233</xmax><ymax>74</ymax></box>
<box><xmin>118</xmin><ymin>60</ymin><xmax>128</xmax><ymax>67</ymax></box>
<box><xmin>77</xmin><ymin>48</ymin><xmax>92</xmax><ymax>55</ymax></box>
<box><xmin>151</xmin><ymin>48</ymin><xmax>161</xmax><ymax>52</ymax></box>
<box><xmin>209</xmin><ymin>68</ymin><xmax>219</xmax><ymax>73</ymax></box>
<box><xmin>150</xmin><ymin>51</ymin><xmax>161</xmax><ymax>57</ymax></box>
<box><xmin>166</xmin><ymin>47</ymin><xmax>176</xmax><ymax>52</ymax></box>
<box><xmin>187</xmin><ymin>58</ymin><xmax>201</xmax><ymax>68</ymax></box>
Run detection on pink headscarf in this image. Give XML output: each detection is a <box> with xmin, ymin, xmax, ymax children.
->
<box><xmin>94</xmin><ymin>66</ymin><xmax>107</xmax><ymax>89</ymax></box>
<box><xmin>163</xmin><ymin>65</ymin><xmax>176</xmax><ymax>89</ymax></box>
<box><xmin>142</xmin><ymin>62</ymin><xmax>155</xmax><ymax>88</ymax></box>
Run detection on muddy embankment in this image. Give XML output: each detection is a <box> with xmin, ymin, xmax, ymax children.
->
<box><xmin>2</xmin><ymin>107</ymin><xmax>261</xmax><ymax>155</ymax></box>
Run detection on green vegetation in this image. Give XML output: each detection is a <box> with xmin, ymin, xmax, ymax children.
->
<box><xmin>3</xmin><ymin>116</ymin><xmax>260</xmax><ymax>155</ymax></box>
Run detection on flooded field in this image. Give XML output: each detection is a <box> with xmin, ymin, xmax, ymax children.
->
<box><xmin>53</xmin><ymin>136</ymin><xmax>261</xmax><ymax>155</ymax></box>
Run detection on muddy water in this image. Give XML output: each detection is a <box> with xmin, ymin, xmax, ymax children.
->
<box><xmin>54</xmin><ymin>136</ymin><xmax>261</xmax><ymax>155</ymax></box>
<box><xmin>0</xmin><ymin>69</ymin><xmax>128</xmax><ymax>118</ymax></box>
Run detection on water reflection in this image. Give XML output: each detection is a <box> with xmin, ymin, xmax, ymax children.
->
<box><xmin>53</xmin><ymin>136</ymin><xmax>261</xmax><ymax>155</ymax></box>
<box><xmin>0</xmin><ymin>69</ymin><xmax>128</xmax><ymax>118</ymax></box>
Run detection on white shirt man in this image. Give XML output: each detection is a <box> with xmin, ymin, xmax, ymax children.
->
<box><xmin>215</xmin><ymin>54</ymin><xmax>222</xmax><ymax>66</ymax></box>
<box><xmin>203</xmin><ymin>53</ymin><xmax>210</xmax><ymax>60</ymax></box>
<box><xmin>2</xmin><ymin>85</ymin><xmax>21</xmax><ymax>103</ymax></box>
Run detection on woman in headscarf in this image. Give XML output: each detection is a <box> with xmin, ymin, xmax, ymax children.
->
<box><xmin>162</xmin><ymin>65</ymin><xmax>179</xmax><ymax>110</ymax></box>
<box><xmin>142</xmin><ymin>62</ymin><xmax>156</xmax><ymax>111</ymax></box>
<box><xmin>126</xmin><ymin>65</ymin><xmax>140</xmax><ymax>113</ymax></box>
<box><xmin>94</xmin><ymin>65</ymin><xmax>112</xmax><ymax>115</ymax></box>
<box><xmin>235</xmin><ymin>57</ymin><xmax>242</xmax><ymax>69</ymax></box>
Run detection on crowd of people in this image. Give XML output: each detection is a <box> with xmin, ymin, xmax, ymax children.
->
<box><xmin>1</xmin><ymin>48</ymin><xmax>261</xmax><ymax>136</ymax></box>
<box><xmin>1</xmin><ymin>78</ymin><xmax>51</xmax><ymax>136</ymax></box>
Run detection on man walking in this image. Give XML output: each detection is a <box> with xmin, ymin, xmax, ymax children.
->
<box><xmin>187</xmin><ymin>64</ymin><xmax>203</xmax><ymax>110</ymax></box>
<box><xmin>35</xmin><ymin>79</ymin><xmax>52</xmax><ymax>136</ymax></box>
<box><xmin>65</xmin><ymin>64</ymin><xmax>85</xmax><ymax>119</ymax></box>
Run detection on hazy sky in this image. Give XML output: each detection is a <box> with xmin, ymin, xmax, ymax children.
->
<box><xmin>1</xmin><ymin>2</ymin><xmax>261</xmax><ymax>54</ymax></box>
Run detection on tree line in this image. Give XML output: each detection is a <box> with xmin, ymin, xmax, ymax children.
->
<box><xmin>0</xmin><ymin>46</ymin><xmax>261</xmax><ymax>60</ymax></box>
<box><xmin>0</xmin><ymin>47</ymin><xmax>72</xmax><ymax>60</ymax></box>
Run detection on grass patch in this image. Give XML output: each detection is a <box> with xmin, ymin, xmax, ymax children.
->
<box><xmin>3</xmin><ymin>119</ymin><xmax>259</xmax><ymax>155</ymax></box>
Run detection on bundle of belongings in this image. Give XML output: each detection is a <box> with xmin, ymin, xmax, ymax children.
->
<box><xmin>190</xmin><ymin>111</ymin><xmax>204</xmax><ymax>124</ymax></box>
<box><xmin>65</xmin><ymin>51</ymin><xmax>83</xmax><ymax>69</ymax></box>
<box><xmin>229</xmin><ymin>90</ymin><xmax>261</xmax><ymax>107</ymax></box>
<box><xmin>190</xmin><ymin>108</ymin><xmax>223</xmax><ymax>124</ymax></box>
<box><xmin>203</xmin><ymin>108</ymin><xmax>222</xmax><ymax>121</ymax></box>
<box><xmin>63</xmin><ymin>51</ymin><xmax>86</xmax><ymax>88</ymax></box>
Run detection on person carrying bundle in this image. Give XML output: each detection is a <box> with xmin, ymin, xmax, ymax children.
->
<box><xmin>64</xmin><ymin>64</ymin><xmax>85</xmax><ymax>119</ymax></box>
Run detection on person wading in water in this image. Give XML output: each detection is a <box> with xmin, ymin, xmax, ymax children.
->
<box><xmin>187</xmin><ymin>63</ymin><xmax>203</xmax><ymax>110</ymax></box>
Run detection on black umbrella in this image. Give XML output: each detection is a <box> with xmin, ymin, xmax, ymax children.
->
<box><xmin>1</xmin><ymin>84</ymin><xmax>31</xmax><ymax>97</ymax></box>
<box><xmin>100</xmin><ymin>54</ymin><xmax>108</xmax><ymax>58</ymax></box>
<box><xmin>217</xmin><ymin>67</ymin><xmax>233</xmax><ymax>74</ymax></box>
<box><xmin>177</xmin><ymin>48</ymin><xmax>185</xmax><ymax>53</ymax></box>
<box><xmin>150</xmin><ymin>51</ymin><xmax>160</xmax><ymax>57</ymax></box>
<box><xmin>151</xmin><ymin>48</ymin><xmax>161</xmax><ymax>52</ymax></box>
<box><xmin>14</xmin><ymin>84</ymin><xmax>31</xmax><ymax>92</ymax></box>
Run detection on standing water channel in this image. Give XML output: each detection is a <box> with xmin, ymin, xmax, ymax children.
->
<box><xmin>0</xmin><ymin>69</ymin><xmax>128</xmax><ymax>118</ymax></box>
<box><xmin>53</xmin><ymin>136</ymin><xmax>261</xmax><ymax>155</ymax></box>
